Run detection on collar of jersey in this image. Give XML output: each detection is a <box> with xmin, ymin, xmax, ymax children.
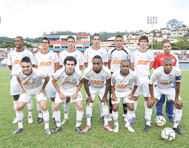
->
<box><xmin>92</xmin><ymin>46</ymin><xmax>100</xmax><ymax>50</ymax></box>
<box><xmin>65</xmin><ymin>68</ymin><xmax>75</xmax><ymax>75</ymax></box>
<box><xmin>138</xmin><ymin>49</ymin><xmax>148</xmax><ymax>53</ymax></box>
<box><xmin>41</xmin><ymin>50</ymin><xmax>50</xmax><ymax>54</ymax></box>
<box><xmin>93</xmin><ymin>66</ymin><xmax>102</xmax><ymax>73</ymax></box>
<box><xmin>66</xmin><ymin>49</ymin><xmax>76</xmax><ymax>53</ymax></box>
<box><xmin>115</xmin><ymin>47</ymin><xmax>124</xmax><ymax>50</ymax></box>
<box><xmin>120</xmin><ymin>69</ymin><xmax>129</xmax><ymax>77</ymax></box>
<box><xmin>163</xmin><ymin>68</ymin><xmax>171</xmax><ymax>75</ymax></box>
<box><xmin>23</xmin><ymin>68</ymin><xmax>33</xmax><ymax>76</ymax></box>
<box><xmin>16</xmin><ymin>48</ymin><xmax>25</xmax><ymax>52</ymax></box>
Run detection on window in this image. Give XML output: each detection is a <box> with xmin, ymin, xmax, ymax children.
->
<box><xmin>76</xmin><ymin>37</ymin><xmax>88</xmax><ymax>41</ymax></box>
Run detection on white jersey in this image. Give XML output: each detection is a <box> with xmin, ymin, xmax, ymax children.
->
<box><xmin>14</xmin><ymin>68</ymin><xmax>47</xmax><ymax>94</ymax></box>
<box><xmin>84</xmin><ymin>66</ymin><xmax>111</xmax><ymax>88</ymax></box>
<box><xmin>84</xmin><ymin>47</ymin><xmax>108</xmax><ymax>67</ymax></box>
<box><xmin>59</xmin><ymin>49</ymin><xmax>84</xmax><ymax>70</ymax></box>
<box><xmin>111</xmin><ymin>70</ymin><xmax>140</xmax><ymax>92</ymax></box>
<box><xmin>7</xmin><ymin>49</ymin><xmax>34</xmax><ymax>75</ymax></box>
<box><xmin>34</xmin><ymin>50</ymin><xmax>59</xmax><ymax>76</ymax></box>
<box><xmin>131</xmin><ymin>49</ymin><xmax>154</xmax><ymax>77</ymax></box>
<box><xmin>108</xmin><ymin>48</ymin><xmax>131</xmax><ymax>72</ymax></box>
<box><xmin>53</xmin><ymin>68</ymin><xmax>83</xmax><ymax>92</ymax></box>
<box><xmin>149</xmin><ymin>66</ymin><xmax>181</xmax><ymax>89</ymax></box>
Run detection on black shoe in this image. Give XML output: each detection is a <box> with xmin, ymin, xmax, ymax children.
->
<box><xmin>143</xmin><ymin>125</ymin><xmax>150</xmax><ymax>132</ymax></box>
<box><xmin>75</xmin><ymin>126</ymin><xmax>84</xmax><ymax>134</ymax></box>
<box><xmin>173</xmin><ymin>126</ymin><xmax>184</xmax><ymax>135</ymax></box>
<box><xmin>36</xmin><ymin>117</ymin><xmax>43</xmax><ymax>124</ymax></box>
<box><xmin>51</xmin><ymin>126</ymin><xmax>62</xmax><ymax>134</ymax></box>
<box><xmin>168</xmin><ymin>118</ymin><xmax>175</xmax><ymax>123</ymax></box>
<box><xmin>100</xmin><ymin>116</ymin><xmax>104</xmax><ymax>124</ymax></box>
<box><xmin>52</xmin><ymin>118</ymin><xmax>56</xmax><ymax>124</ymax></box>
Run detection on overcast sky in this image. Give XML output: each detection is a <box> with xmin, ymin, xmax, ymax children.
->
<box><xmin>0</xmin><ymin>0</ymin><xmax>189</xmax><ymax>38</ymax></box>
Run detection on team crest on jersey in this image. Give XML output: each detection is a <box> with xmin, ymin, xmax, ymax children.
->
<box><xmin>77</xmin><ymin>94</ymin><xmax>81</xmax><ymax>98</ymax></box>
<box><xmin>172</xmin><ymin>59</ymin><xmax>175</xmax><ymax>63</ymax></box>
<box><xmin>74</xmin><ymin>54</ymin><xmax>78</xmax><ymax>58</ymax></box>
<box><xmin>53</xmin><ymin>91</ymin><xmax>56</xmax><ymax>95</ymax></box>
<box><xmin>169</xmin><ymin>74</ymin><xmax>173</xmax><ymax>79</ymax></box>
<box><xmin>62</xmin><ymin>76</ymin><xmax>65</xmax><ymax>78</ymax></box>
<box><xmin>22</xmin><ymin>54</ymin><xmax>26</xmax><ymax>57</ymax></box>
<box><xmin>72</xmin><ymin>78</ymin><xmax>76</xmax><ymax>82</ymax></box>
<box><xmin>122</xmin><ymin>54</ymin><xmax>126</xmax><ymax>58</ymax></box>
<box><xmin>128</xmin><ymin>79</ymin><xmax>132</xmax><ymax>83</ymax></box>
<box><xmin>32</xmin><ymin>78</ymin><xmax>36</xmax><ymax>82</ymax></box>
<box><xmin>49</xmin><ymin>56</ymin><xmax>52</xmax><ymax>60</ymax></box>
<box><xmin>101</xmin><ymin>76</ymin><xmax>105</xmax><ymax>80</ymax></box>
<box><xmin>147</xmin><ymin>55</ymin><xmax>150</xmax><ymax>60</ymax></box>
<box><xmin>100</xmin><ymin>52</ymin><xmax>103</xmax><ymax>56</ymax></box>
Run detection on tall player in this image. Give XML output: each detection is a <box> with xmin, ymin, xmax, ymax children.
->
<box><xmin>130</xmin><ymin>36</ymin><xmax>154</xmax><ymax>126</ymax></box>
<box><xmin>84</xmin><ymin>34</ymin><xmax>108</xmax><ymax>123</ymax></box>
<box><xmin>13</xmin><ymin>56</ymin><xmax>51</xmax><ymax>135</ymax></box>
<box><xmin>111</xmin><ymin>60</ymin><xmax>139</xmax><ymax>132</ymax></box>
<box><xmin>108</xmin><ymin>35</ymin><xmax>131</xmax><ymax>121</ymax></box>
<box><xmin>51</xmin><ymin>56</ymin><xmax>84</xmax><ymax>134</ymax></box>
<box><xmin>153</xmin><ymin>40</ymin><xmax>179</xmax><ymax>123</ymax></box>
<box><xmin>7</xmin><ymin>36</ymin><xmax>34</xmax><ymax>124</ymax></box>
<box><xmin>34</xmin><ymin>37</ymin><xmax>59</xmax><ymax>124</ymax></box>
<box><xmin>83</xmin><ymin>55</ymin><xmax>113</xmax><ymax>132</ymax></box>
<box><xmin>147</xmin><ymin>58</ymin><xmax>183</xmax><ymax>135</ymax></box>
<box><xmin>59</xmin><ymin>36</ymin><xmax>84</xmax><ymax>125</ymax></box>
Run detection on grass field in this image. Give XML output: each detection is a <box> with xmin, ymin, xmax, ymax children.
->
<box><xmin>0</xmin><ymin>69</ymin><xmax>189</xmax><ymax>148</ymax></box>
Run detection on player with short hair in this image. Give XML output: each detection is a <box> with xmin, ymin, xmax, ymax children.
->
<box><xmin>130</xmin><ymin>35</ymin><xmax>154</xmax><ymax>127</ymax></box>
<box><xmin>111</xmin><ymin>60</ymin><xmax>139</xmax><ymax>132</ymax></box>
<box><xmin>51</xmin><ymin>56</ymin><xmax>84</xmax><ymax>134</ymax></box>
<box><xmin>13</xmin><ymin>56</ymin><xmax>51</xmax><ymax>135</ymax></box>
<box><xmin>83</xmin><ymin>55</ymin><xmax>113</xmax><ymax>132</ymax></box>
<box><xmin>7</xmin><ymin>36</ymin><xmax>34</xmax><ymax>124</ymax></box>
<box><xmin>59</xmin><ymin>36</ymin><xmax>84</xmax><ymax>125</ymax></box>
<box><xmin>108</xmin><ymin>35</ymin><xmax>131</xmax><ymax>121</ymax></box>
<box><xmin>34</xmin><ymin>37</ymin><xmax>59</xmax><ymax>124</ymax></box>
<box><xmin>147</xmin><ymin>58</ymin><xmax>183</xmax><ymax>135</ymax></box>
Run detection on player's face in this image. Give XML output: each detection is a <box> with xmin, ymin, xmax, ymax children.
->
<box><xmin>92</xmin><ymin>36</ymin><xmax>100</xmax><ymax>47</ymax></box>
<box><xmin>120</xmin><ymin>62</ymin><xmax>130</xmax><ymax>74</ymax></box>
<box><xmin>164</xmin><ymin>61</ymin><xmax>173</xmax><ymax>73</ymax></box>
<box><xmin>21</xmin><ymin>62</ymin><xmax>32</xmax><ymax>75</ymax></box>
<box><xmin>163</xmin><ymin>42</ymin><xmax>171</xmax><ymax>55</ymax></box>
<box><xmin>67</xmin><ymin>38</ymin><xmax>75</xmax><ymax>50</ymax></box>
<box><xmin>115</xmin><ymin>37</ymin><xmax>124</xmax><ymax>48</ymax></box>
<box><xmin>139</xmin><ymin>39</ymin><xmax>147</xmax><ymax>49</ymax></box>
<box><xmin>15</xmin><ymin>38</ymin><xmax>24</xmax><ymax>49</ymax></box>
<box><xmin>65</xmin><ymin>60</ymin><xmax>75</xmax><ymax>74</ymax></box>
<box><xmin>41</xmin><ymin>39</ymin><xmax>49</xmax><ymax>50</ymax></box>
<box><xmin>92</xmin><ymin>59</ymin><xmax>102</xmax><ymax>72</ymax></box>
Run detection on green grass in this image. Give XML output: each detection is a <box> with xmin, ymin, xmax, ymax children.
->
<box><xmin>0</xmin><ymin>69</ymin><xmax>189</xmax><ymax>147</ymax></box>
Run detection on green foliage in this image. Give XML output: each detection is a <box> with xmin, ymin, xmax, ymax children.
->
<box><xmin>0</xmin><ymin>37</ymin><xmax>14</xmax><ymax>44</ymax></box>
<box><xmin>166</xmin><ymin>19</ymin><xmax>184</xmax><ymax>28</ymax></box>
<box><xmin>0</xmin><ymin>41</ymin><xmax>35</xmax><ymax>48</ymax></box>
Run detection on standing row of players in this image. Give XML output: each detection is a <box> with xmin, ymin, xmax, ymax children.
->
<box><xmin>8</xmin><ymin>35</ymin><xmax>183</xmax><ymax>135</ymax></box>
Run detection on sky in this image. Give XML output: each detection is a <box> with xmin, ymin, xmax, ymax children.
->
<box><xmin>0</xmin><ymin>0</ymin><xmax>189</xmax><ymax>38</ymax></box>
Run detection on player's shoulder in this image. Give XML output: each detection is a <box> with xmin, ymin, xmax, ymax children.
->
<box><xmin>172</xmin><ymin>66</ymin><xmax>181</xmax><ymax>72</ymax></box>
<box><xmin>155</xmin><ymin>66</ymin><xmax>164</xmax><ymax>73</ymax></box>
<box><xmin>129</xmin><ymin>70</ymin><xmax>137</xmax><ymax>77</ymax></box>
<box><xmin>131</xmin><ymin>49</ymin><xmax>139</xmax><ymax>55</ymax></box>
<box><xmin>75</xmin><ymin>68</ymin><xmax>82</xmax><ymax>75</ymax></box>
<box><xmin>102</xmin><ymin>66</ymin><xmax>111</xmax><ymax>73</ymax></box>
<box><xmin>100</xmin><ymin>47</ymin><xmax>107</xmax><ymax>52</ymax></box>
<box><xmin>8</xmin><ymin>50</ymin><xmax>15</xmax><ymax>55</ymax></box>
<box><xmin>60</xmin><ymin>50</ymin><xmax>67</xmax><ymax>55</ymax></box>
<box><xmin>14</xmin><ymin>68</ymin><xmax>22</xmax><ymax>76</ymax></box>
<box><xmin>112</xmin><ymin>70</ymin><xmax>120</xmax><ymax>76</ymax></box>
<box><xmin>84</xmin><ymin>66</ymin><xmax>92</xmax><ymax>74</ymax></box>
<box><xmin>84</xmin><ymin>47</ymin><xmax>92</xmax><ymax>53</ymax></box>
<box><xmin>75</xmin><ymin>49</ymin><xmax>83</xmax><ymax>54</ymax></box>
<box><xmin>124</xmin><ymin>48</ymin><xmax>131</xmax><ymax>53</ymax></box>
<box><xmin>24</xmin><ymin>49</ymin><xmax>32</xmax><ymax>54</ymax></box>
<box><xmin>108</xmin><ymin>48</ymin><xmax>116</xmax><ymax>53</ymax></box>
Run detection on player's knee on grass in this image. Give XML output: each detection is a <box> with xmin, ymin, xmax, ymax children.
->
<box><xmin>13</xmin><ymin>95</ymin><xmax>19</xmax><ymax>101</ymax></box>
<box><xmin>51</xmin><ymin>97</ymin><xmax>55</xmax><ymax>102</ymax></box>
<box><xmin>66</xmin><ymin>97</ymin><xmax>70</xmax><ymax>103</ymax></box>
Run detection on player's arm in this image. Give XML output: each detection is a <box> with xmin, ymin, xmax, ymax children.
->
<box><xmin>130</xmin><ymin>62</ymin><xmax>134</xmax><ymax>71</ymax></box>
<box><xmin>174</xmin><ymin>80</ymin><xmax>183</xmax><ymax>109</ymax></box>
<box><xmin>149</xmin><ymin>61</ymin><xmax>154</xmax><ymax>71</ymax></box>
<box><xmin>72</xmin><ymin>79</ymin><xmax>83</xmax><ymax>99</ymax></box>
<box><xmin>52</xmin><ymin>78</ymin><xmax>65</xmax><ymax>100</ymax></box>
<box><xmin>54</xmin><ymin>62</ymin><xmax>59</xmax><ymax>72</ymax></box>
<box><xmin>111</xmin><ymin>85</ymin><xmax>117</xmax><ymax>101</ymax></box>
<box><xmin>39</xmin><ymin>75</ymin><xmax>50</xmax><ymax>94</ymax></box>
<box><xmin>35</xmin><ymin>65</ymin><xmax>38</xmax><ymax>69</ymax></box>
<box><xmin>102</xmin><ymin>78</ymin><xmax>110</xmax><ymax>105</ymax></box>
<box><xmin>8</xmin><ymin>66</ymin><xmax>12</xmax><ymax>70</ymax></box>
<box><xmin>17</xmin><ymin>78</ymin><xmax>26</xmax><ymax>94</ymax></box>
<box><xmin>84</xmin><ymin>78</ymin><xmax>92</xmax><ymax>105</ymax></box>
<box><xmin>108</xmin><ymin>60</ymin><xmax>111</xmax><ymax>69</ymax></box>
<box><xmin>103</xmin><ymin>63</ymin><xmax>108</xmax><ymax>66</ymax></box>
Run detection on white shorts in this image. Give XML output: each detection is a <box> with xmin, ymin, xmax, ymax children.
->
<box><xmin>45</xmin><ymin>77</ymin><xmax>56</xmax><ymax>98</ymax></box>
<box><xmin>19</xmin><ymin>93</ymin><xmax>47</xmax><ymax>103</ymax></box>
<box><xmin>87</xmin><ymin>85</ymin><xmax>107</xmax><ymax>101</ymax></box>
<box><xmin>112</xmin><ymin>89</ymin><xmax>134</xmax><ymax>104</ymax></box>
<box><xmin>10</xmin><ymin>75</ymin><xmax>22</xmax><ymax>95</ymax></box>
<box><xmin>134</xmin><ymin>76</ymin><xmax>150</xmax><ymax>97</ymax></box>
<box><xmin>154</xmin><ymin>85</ymin><xmax>181</xmax><ymax>101</ymax></box>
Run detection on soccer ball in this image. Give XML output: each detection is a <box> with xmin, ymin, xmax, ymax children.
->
<box><xmin>161</xmin><ymin>127</ymin><xmax>175</xmax><ymax>141</ymax></box>
<box><xmin>154</xmin><ymin>116</ymin><xmax>166</xmax><ymax>127</ymax></box>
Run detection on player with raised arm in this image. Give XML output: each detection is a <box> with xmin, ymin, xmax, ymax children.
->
<box><xmin>147</xmin><ymin>58</ymin><xmax>183</xmax><ymax>135</ymax></box>
<box><xmin>13</xmin><ymin>57</ymin><xmax>51</xmax><ymax>135</ymax></box>
<box><xmin>51</xmin><ymin>56</ymin><xmax>84</xmax><ymax>134</ymax></box>
<box><xmin>83</xmin><ymin>55</ymin><xmax>113</xmax><ymax>132</ymax></box>
<box><xmin>7</xmin><ymin>36</ymin><xmax>34</xmax><ymax>124</ymax></box>
<box><xmin>34</xmin><ymin>37</ymin><xmax>59</xmax><ymax>124</ymax></box>
<box><xmin>111</xmin><ymin>60</ymin><xmax>139</xmax><ymax>132</ymax></box>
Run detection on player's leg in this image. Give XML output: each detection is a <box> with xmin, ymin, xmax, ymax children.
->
<box><xmin>108</xmin><ymin>85</ymin><xmax>113</xmax><ymax>121</ymax></box>
<box><xmin>122</xmin><ymin>100</ymin><xmax>127</xmax><ymax>122</ymax></box>
<box><xmin>75</xmin><ymin>100</ymin><xmax>84</xmax><ymax>134</ymax></box>
<box><xmin>99</xmin><ymin>97</ymin><xmax>104</xmax><ymax>123</ymax></box>
<box><xmin>36</xmin><ymin>101</ymin><xmax>43</xmax><ymax>124</ymax></box>
<box><xmin>62</xmin><ymin>97</ymin><xmax>70</xmax><ymax>125</ymax></box>
<box><xmin>125</xmin><ymin>102</ymin><xmax>135</xmax><ymax>132</ymax></box>
<box><xmin>156</xmin><ymin>94</ymin><xmax>165</xmax><ymax>117</ymax></box>
<box><xmin>166</xmin><ymin>100</ymin><xmax>174</xmax><ymax>122</ymax></box>
<box><xmin>112</xmin><ymin>102</ymin><xmax>119</xmax><ymax>132</ymax></box>
<box><xmin>51</xmin><ymin>97</ymin><xmax>56</xmax><ymax>124</ymax></box>
<box><xmin>27</xmin><ymin>99</ymin><xmax>33</xmax><ymax>123</ymax></box>
<box><xmin>13</xmin><ymin>95</ymin><xmax>19</xmax><ymax>123</ymax></box>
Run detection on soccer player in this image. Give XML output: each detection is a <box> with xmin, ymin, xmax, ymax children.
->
<box><xmin>84</xmin><ymin>34</ymin><xmax>108</xmax><ymax>123</ymax></box>
<box><xmin>130</xmin><ymin>35</ymin><xmax>154</xmax><ymax>125</ymax></box>
<box><xmin>108</xmin><ymin>35</ymin><xmax>131</xmax><ymax>121</ymax></box>
<box><xmin>13</xmin><ymin>56</ymin><xmax>51</xmax><ymax>135</ymax></box>
<box><xmin>153</xmin><ymin>40</ymin><xmax>179</xmax><ymax>123</ymax></box>
<box><xmin>7</xmin><ymin>36</ymin><xmax>34</xmax><ymax>124</ymax></box>
<box><xmin>83</xmin><ymin>55</ymin><xmax>113</xmax><ymax>132</ymax></box>
<box><xmin>59</xmin><ymin>36</ymin><xmax>84</xmax><ymax>125</ymax></box>
<box><xmin>111</xmin><ymin>60</ymin><xmax>139</xmax><ymax>132</ymax></box>
<box><xmin>147</xmin><ymin>58</ymin><xmax>183</xmax><ymax>135</ymax></box>
<box><xmin>34</xmin><ymin>37</ymin><xmax>59</xmax><ymax>124</ymax></box>
<box><xmin>51</xmin><ymin>56</ymin><xmax>84</xmax><ymax>134</ymax></box>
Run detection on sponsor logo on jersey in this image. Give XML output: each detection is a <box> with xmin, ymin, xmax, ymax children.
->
<box><xmin>117</xmin><ymin>83</ymin><xmax>130</xmax><ymax>88</ymax></box>
<box><xmin>100</xmin><ymin>52</ymin><xmax>103</xmax><ymax>56</ymax></box>
<box><xmin>72</xmin><ymin>78</ymin><xmax>76</xmax><ymax>82</ymax></box>
<box><xmin>169</xmin><ymin>74</ymin><xmax>173</xmax><ymax>79</ymax></box>
<box><xmin>74</xmin><ymin>54</ymin><xmax>78</xmax><ymax>58</ymax></box>
<box><xmin>62</xmin><ymin>81</ymin><xmax>73</xmax><ymax>85</ymax></box>
<box><xmin>32</xmin><ymin>78</ymin><xmax>36</xmax><ymax>82</ymax></box>
<box><xmin>160</xmin><ymin>81</ymin><xmax>173</xmax><ymax>85</ymax></box>
<box><xmin>39</xmin><ymin>61</ymin><xmax>52</xmax><ymax>67</ymax></box>
<box><xmin>23</xmin><ymin>81</ymin><xmax>35</xmax><ymax>86</ymax></box>
<box><xmin>90</xmin><ymin>80</ymin><xmax>104</xmax><ymax>84</ymax></box>
<box><xmin>113</xmin><ymin>59</ymin><xmax>123</xmax><ymax>64</ymax></box>
<box><xmin>49</xmin><ymin>56</ymin><xmax>52</xmax><ymax>60</ymax></box>
<box><xmin>147</xmin><ymin>55</ymin><xmax>150</xmax><ymax>60</ymax></box>
<box><xmin>122</xmin><ymin>54</ymin><xmax>126</xmax><ymax>58</ymax></box>
<box><xmin>13</xmin><ymin>59</ymin><xmax>21</xmax><ymax>65</ymax></box>
<box><xmin>136</xmin><ymin>60</ymin><xmax>149</xmax><ymax>65</ymax></box>
<box><xmin>101</xmin><ymin>76</ymin><xmax>105</xmax><ymax>80</ymax></box>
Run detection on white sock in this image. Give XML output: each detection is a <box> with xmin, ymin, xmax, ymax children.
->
<box><xmin>102</xmin><ymin>103</ymin><xmax>109</xmax><ymax>125</ymax></box>
<box><xmin>144</xmin><ymin>101</ymin><xmax>147</xmax><ymax>114</ymax></box>
<box><xmin>64</xmin><ymin>103</ymin><xmax>70</xmax><ymax>119</ymax></box>
<box><xmin>54</xmin><ymin>110</ymin><xmax>61</xmax><ymax>127</ymax></box>
<box><xmin>86</xmin><ymin>103</ymin><xmax>93</xmax><ymax>126</ymax></box>
<box><xmin>43</xmin><ymin>110</ymin><xmax>50</xmax><ymax>129</ymax></box>
<box><xmin>76</xmin><ymin>110</ymin><xmax>83</xmax><ymax>127</ymax></box>
<box><xmin>37</xmin><ymin>102</ymin><xmax>42</xmax><ymax>118</ymax></box>
<box><xmin>134</xmin><ymin>101</ymin><xmax>137</xmax><ymax>118</ymax></box>
<box><xmin>145</xmin><ymin>107</ymin><xmax>152</xmax><ymax>126</ymax></box>
<box><xmin>112</xmin><ymin>111</ymin><xmax>118</xmax><ymax>126</ymax></box>
<box><xmin>14</xmin><ymin>100</ymin><xmax>18</xmax><ymax>113</ymax></box>
<box><xmin>99</xmin><ymin>100</ymin><xmax>103</xmax><ymax>117</ymax></box>
<box><xmin>16</xmin><ymin>111</ymin><xmax>23</xmax><ymax>128</ymax></box>
<box><xmin>174</xmin><ymin>109</ymin><xmax>182</xmax><ymax>128</ymax></box>
<box><xmin>52</xmin><ymin>102</ymin><xmax>55</xmax><ymax>118</ymax></box>
<box><xmin>126</xmin><ymin>110</ymin><xmax>134</xmax><ymax>126</ymax></box>
<box><xmin>27</xmin><ymin>100</ymin><xmax>33</xmax><ymax>117</ymax></box>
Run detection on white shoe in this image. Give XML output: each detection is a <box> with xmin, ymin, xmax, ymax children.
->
<box><xmin>108</xmin><ymin>114</ymin><xmax>112</xmax><ymax>121</ymax></box>
<box><xmin>122</xmin><ymin>114</ymin><xmax>127</xmax><ymax>122</ymax></box>
<box><xmin>13</xmin><ymin>118</ymin><xmax>17</xmax><ymax>123</ymax></box>
<box><xmin>125</xmin><ymin>125</ymin><xmax>135</xmax><ymax>132</ymax></box>
<box><xmin>28</xmin><ymin>116</ymin><xmax>33</xmax><ymax>123</ymax></box>
<box><xmin>114</xmin><ymin>125</ymin><xmax>119</xmax><ymax>132</ymax></box>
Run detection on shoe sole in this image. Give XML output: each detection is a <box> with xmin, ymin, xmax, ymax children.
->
<box><xmin>104</xmin><ymin>127</ymin><xmax>113</xmax><ymax>132</ymax></box>
<box><xmin>83</xmin><ymin>127</ymin><xmax>91</xmax><ymax>133</ymax></box>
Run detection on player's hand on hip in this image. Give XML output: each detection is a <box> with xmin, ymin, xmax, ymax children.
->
<box><xmin>128</xmin><ymin>93</ymin><xmax>134</xmax><ymax>100</ymax></box>
<box><xmin>86</xmin><ymin>97</ymin><xmax>93</xmax><ymax>105</ymax></box>
<box><xmin>174</xmin><ymin>99</ymin><xmax>183</xmax><ymax>109</ymax></box>
<box><xmin>72</xmin><ymin>92</ymin><xmax>78</xmax><ymax>100</ymax></box>
<box><xmin>59</xmin><ymin>92</ymin><xmax>66</xmax><ymax>100</ymax></box>
<box><xmin>147</xmin><ymin>97</ymin><xmax>155</xmax><ymax>108</ymax></box>
<box><xmin>21</xmin><ymin>89</ymin><xmax>26</xmax><ymax>94</ymax></box>
<box><xmin>39</xmin><ymin>88</ymin><xmax>46</xmax><ymax>95</ymax></box>
<box><xmin>101</xmin><ymin>96</ymin><xmax>108</xmax><ymax>105</ymax></box>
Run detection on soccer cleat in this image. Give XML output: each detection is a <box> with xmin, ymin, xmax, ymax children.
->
<box><xmin>168</xmin><ymin>118</ymin><xmax>175</xmax><ymax>123</ymax></box>
<box><xmin>75</xmin><ymin>126</ymin><xmax>84</xmax><ymax>134</ymax></box>
<box><xmin>52</xmin><ymin>118</ymin><xmax>56</xmax><ymax>124</ymax></box>
<box><xmin>125</xmin><ymin>125</ymin><xmax>135</xmax><ymax>132</ymax></box>
<box><xmin>82</xmin><ymin>125</ymin><xmax>91</xmax><ymax>133</ymax></box>
<box><xmin>45</xmin><ymin>128</ymin><xmax>51</xmax><ymax>136</ymax></box>
<box><xmin>51</xmin><ymin>126</ymin><xmax>62</xmax><ymax>134</ymax></box>
<box><xmin>144</xmin><ymin>118</ymin><xmax>152</xmax><ymax>123</ymax></box>
<box><xmin>122</xmin><ymin>114</ymin><xmax>127</xmax><ymax>122</ymax></box>
<box><xmin>173</xmin><ymin>126</ymin><xmax>184</xmax><ymax>135</ymax></box>
<box><xmin>28</xmin><ymin>116</ymin><xmax>33</xmax><ymax>124</ymax></box>
<box><xmin>85</xmin><ymin>116</ymin><xmax>92</xmax><ymax>123</ymax></box>
<box><xmin>114</xmin><ymin>125</ymin><xmax>119</xmax><ymax>132</ymax></box>
<box><xmin>104</xmin><ymin>124</ymin><xmax>113</xmax><ymax>132</ymax></box>
<box><xmin>13</xmin><ymin>118</ymin><xmax>17</xmax><ymax>123</ymax></box>
<box><xmin>100</xmin><ymin>116</ymin><xmax>104</xmax><ymax>124</ymax></box>
<box><xmin>13</xmin><ymin>128</ymin><xmax>24</xmax><ymax>135</ymax></box>
<box><xmin>61</xmin><ymin>118</ymin><xmax>68</xmax><ymax>125</ymax></box>
<box><xmin>108</xmin><ymin>114</ymin><xmax>112</xmax><ymax>121</ymax></box>
<box><xmin>36</xmin><ymin>117</ymin><xmax>43</xmax><ymax>124</ymax></box>
<box><xmin>143</xmin><ymin>125</ymin><xmax>150</xmax><ymax>132</ymax></box>
<box><xmin>130</xmin><ymin>117</ymin><xmax>136</xmax><ymax>124</ymax></box>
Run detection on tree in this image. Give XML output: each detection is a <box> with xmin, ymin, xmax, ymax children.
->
<box><xmin>166</xmin><ymin>19</ymin><xmax>184</xmax><ymax>28</ymax></box>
